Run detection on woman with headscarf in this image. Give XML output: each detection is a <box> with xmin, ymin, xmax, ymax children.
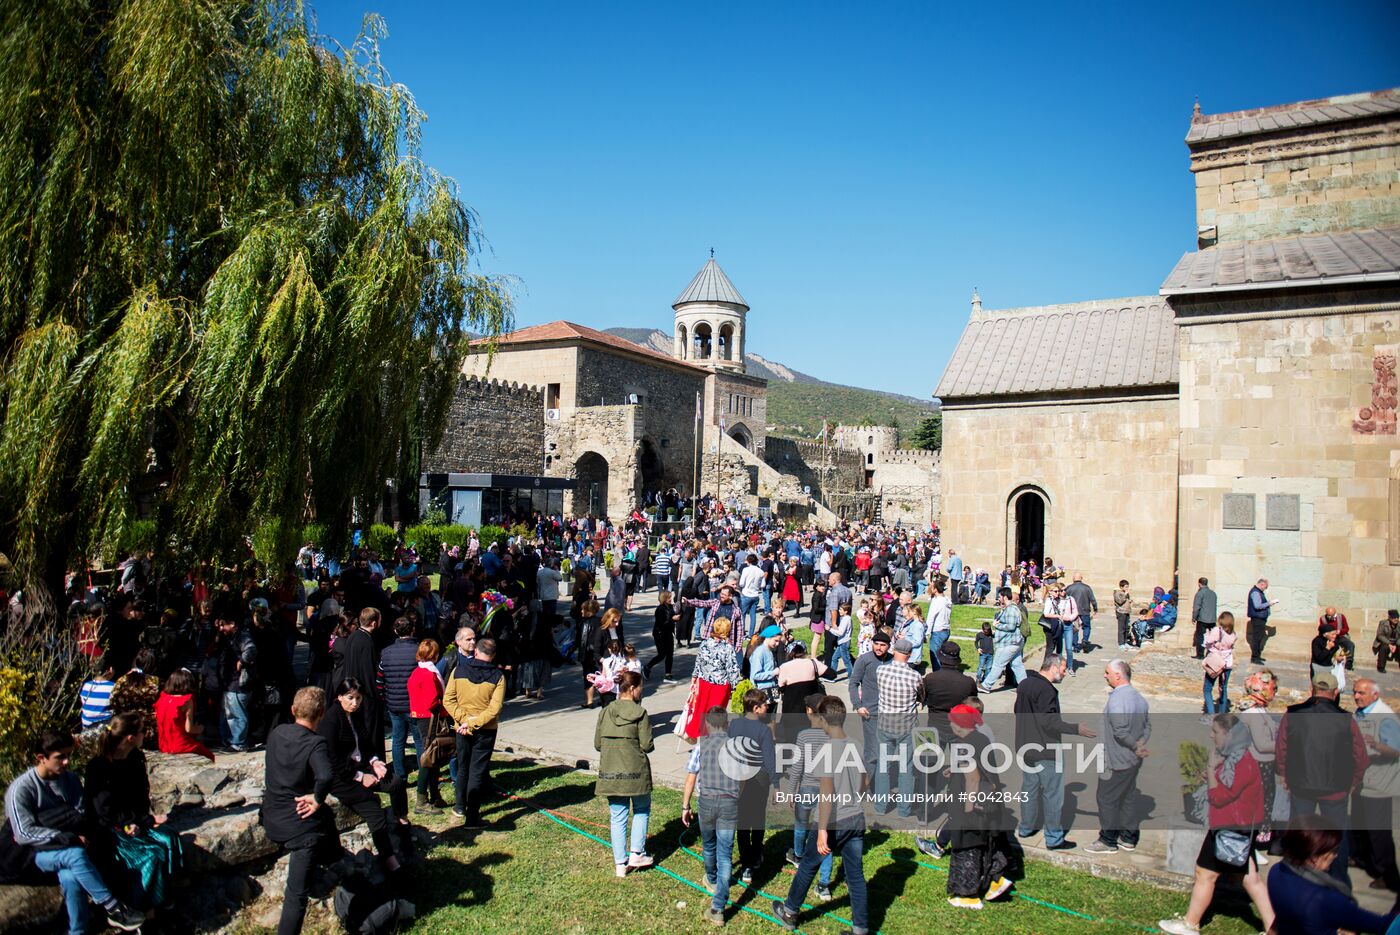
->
<box><xmin>944</xmin><ymin>704</ymin><xmax>1012</xmax><ymax>910</ymax></box>
<box><xmin>1236</xmin><ymin>669</ymin><xmax>1284</xmax><ymax>856</ymax></box>
<box><xmin>1158</xmin><ymin>714</ymin><xmax>1273</xmax><ymax>935</ymax></box>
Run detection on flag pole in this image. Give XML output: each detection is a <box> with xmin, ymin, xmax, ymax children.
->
<box><xmin>692</xmin><ymin>391</ymin><xmax>700</xmax><ymax>526</ymax></box>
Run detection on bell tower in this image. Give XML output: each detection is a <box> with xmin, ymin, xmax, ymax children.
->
<box><xmin>672</xmin><ymin>250</ymin><xmax>749</xmax><ymax>373</ymax></box>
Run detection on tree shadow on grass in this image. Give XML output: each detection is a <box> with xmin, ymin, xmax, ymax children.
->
<box><xmin>415</xmin><ymin>850</ymin><xmax>510</xmax><ymax>912</ymax></box>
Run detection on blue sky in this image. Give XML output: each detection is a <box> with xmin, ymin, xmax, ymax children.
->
<box><xmin>315</xmin><ymin>1</ymin><xmax>1400</xmax><ymax>399</ymax></box>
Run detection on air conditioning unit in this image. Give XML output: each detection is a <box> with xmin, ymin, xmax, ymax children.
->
<box><xmin>626</xmin><ymin>393</ymin><xmax>640</xmax><ymax>404</ymax></box>
<box><xmin>545</xmin><ymin>408</ymin><xmax>559</xmax><ymax>421</ymax></box>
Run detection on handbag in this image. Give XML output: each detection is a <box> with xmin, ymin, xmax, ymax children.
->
<box><xmin>419</xmin><ymin>714</ymin><xmax>457</xmax><ymax>769</ymax></box>
<box><xmin>1202</xmin><ymin>652</ymin><xmax>1228</xmax><ymax>678</ymax></box>
<box><xmin>1213</xmin><ymin>828</ymin><xmax>1252</xmax><ymax>867</ymax></box>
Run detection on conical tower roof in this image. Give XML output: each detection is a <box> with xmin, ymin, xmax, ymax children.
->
<box><xmin>672</xmin><ymin>256</ymin><xmax>748</xmax><ymax>309</ymax></box>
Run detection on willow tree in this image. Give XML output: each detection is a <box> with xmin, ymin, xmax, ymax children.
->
<box><xmin>0</xmin><ymin>1</ymin><xmax>512</xmax><ymax>617</ymax></box>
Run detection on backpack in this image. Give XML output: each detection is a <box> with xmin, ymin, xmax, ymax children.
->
<box><xmin>333</xmin><ymin>872</ymin><xmax>417</xmax><ymax>934</ymax></box>
<box><xmin>1018</xmin><ymin>605</ymin><xmax>1032</xmax><ymax>641</ymax></box>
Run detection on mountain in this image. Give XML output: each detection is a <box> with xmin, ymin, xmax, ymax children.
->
<box><xmin>603</xmin><ymin>327</ymin><xmax>936</xmax><ymax>440</ymax></box>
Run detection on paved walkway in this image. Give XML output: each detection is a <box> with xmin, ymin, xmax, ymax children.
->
<box><xmin>492</xmin><ymin>580</ymin><xmax>1400</xmax><ymax>911</ymax></box>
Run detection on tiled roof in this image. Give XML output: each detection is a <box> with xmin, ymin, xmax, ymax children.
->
<box><xmin>1186</xmin><ymin>88</ymin><xmax>1400</xmax><ymax>145</ymax></box>
<box><xmin>673</xmin><ymin>257</ymin><xmax>749</xmax><ymax>309</ymax></box>
<box><xmin>474</xmin><ymin>320</ymin><xmax>709</xmax><ymax>372</ymax></box>
<box><xmin>1160</xmin><ymin>227</ymin><xmax>1400</xmax><ymax>295</ymax></box>
<box><xmin>934</xmin><ymin>297</ymin><xmax>1177</xmax><ymax>401</ymax></box>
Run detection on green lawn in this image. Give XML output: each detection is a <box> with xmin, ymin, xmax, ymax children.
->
<box><xmin>265</xmin><ymin>755</ymin><xmax>1263</xmax><ymax>935</ymax></box>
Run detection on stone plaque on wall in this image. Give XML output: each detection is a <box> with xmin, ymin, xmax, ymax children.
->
<box><xmin>1265</xmin><ymin>494</ymin><xmax>1300</xmax><ymax>531</ymax></box>
<box><xmin>1222</xmin><ymin>494</ymin><xmax>1256</xmax><ymax>530</ymax></box>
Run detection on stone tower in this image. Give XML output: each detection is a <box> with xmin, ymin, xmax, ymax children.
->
<box><xmin>672</xmin><ymin>252</ymin><xmax>749</xmax><ymax>373</ymax></box>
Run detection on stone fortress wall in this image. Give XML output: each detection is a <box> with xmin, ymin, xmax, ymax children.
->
<box><xmin>762</xmin><ymin>436</ymin><xmax>864</xmax><ymax>503</ymax></box>
<box><xmin>422</xmin><ymin>376</ymin><xmax>544</xmax><ymax>475</ymax></box>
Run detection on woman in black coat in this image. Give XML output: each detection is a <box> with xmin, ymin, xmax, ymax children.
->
<box><xmin>261</xmin><ymin>686</ymin><xmax>341</xmax><ymax>935</ymax></box>
<box><xmin>316</xmin><ymin>678</ymin><xmax>411</xmax><ymax>872</ymax></box>
<box><xmin>329</xmin><ymin>611</ymin><xmax>383</xmax><ymax>759</ymax></box>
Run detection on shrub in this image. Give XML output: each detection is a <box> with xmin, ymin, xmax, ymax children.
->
<box><xmin>403</xmin><ymin>524</ymin><xmax>472</xmax><ymax>552</ymax></box>
<box><xmin>0</xmin><ymin>617</ymin><xmax>83</xmax><ymax>784</ymax></box>
<box><xmin>478</xmin><ymin>524</ymin><xmax>509</xmax><ymax>549</ymax></box>
<box><xmin>363</xmin><ymin>523</ymin><xmax>399</xmax><ymax>557</ymax></box>
<box><xmin>1178</xmin><ymin>741</ymin><xmax>1209</xmax><ymax>793</ymax></box>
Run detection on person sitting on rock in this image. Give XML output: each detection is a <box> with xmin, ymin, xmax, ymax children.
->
<box><xmin>84</xmin><ymin>712</ymin><xmax>185</xmax><ymax>913</ymax></box>
<box><xmin>317</xmin><ymin>678</ymin><xmax>412</xmax><ymax>875</ymax></box>
<box><xmin>1</xmin><ymin>730</ymin><xmax>146</xmax><ymax>934</ymax></box>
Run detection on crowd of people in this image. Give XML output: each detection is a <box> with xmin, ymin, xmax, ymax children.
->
<box><xmin>3</xmin><ymin>494</ymin><xmax>1400</xmax><ymax>935</ymax></box>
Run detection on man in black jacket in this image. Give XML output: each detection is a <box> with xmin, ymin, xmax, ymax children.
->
<box><xmin>262</xmin><ymin>687</ymin><xmax>339</xmax><ymax>935</ymax></box>
<box><xmin>1277</xmin><ymin>670</ymin><xmax>1368</xmax><ymax>883</ymax></box>
<box><xmin>378</xmin><ymin>617</ymin><xmax>421</xmax><ymax>792</ymax></box>
<box><xmin>1013</xmin><ymin>654</ymin><xmax>1095</xmax><ymax>849</ymax></box>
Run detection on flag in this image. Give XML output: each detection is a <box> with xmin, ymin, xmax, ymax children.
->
<box><xmin>695</xmin><ymin>391</ymin><xmax>702</xmax><ymax>426</ymax></box>
<box><xmin>819</xmin><ymin>419</ymin><xmax>827</xmax><ymax>442</ymax></box>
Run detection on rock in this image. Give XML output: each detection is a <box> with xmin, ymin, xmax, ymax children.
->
<box><xmin>192</xmin><ymin>766</ymin><xmax>231</xmax><ymax>796</ymax></box>
<box><xmin>179</xmin><ymin>792</ymin><xmax>205</xmax><ymax>808</ymax></box>
<box><xmin>207</xmin><ymin>790</ymin><xmax>247</xmax><ymax>809</ymax></box>
<box><xmin>0</xmin><ymin>884</ymin><xmax>63</xmax><ymax>932</ymax></box>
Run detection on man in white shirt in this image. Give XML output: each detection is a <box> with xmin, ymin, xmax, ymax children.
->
<box><xmin>924</xmin><ymin>583</ymin><xmax>953</xmax><ymax>670</ymax></box>
<box><xmin>738</xmin><ymin>554</ymin><xmax>766</xmax><ymax>638</ymax></box>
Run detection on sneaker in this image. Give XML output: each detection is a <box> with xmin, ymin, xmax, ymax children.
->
<box><xmin>703</xmin><ymin>906</ymin><xmax>725</xmax><ymax>927</ymax></box>
<box><xmin>914</xmin><ymin>836</ymin><xmax>946</xmax><ymax>858</ymax></box>
<box><xmin>1158</xmin><ymin>918</ymin><xmax>1200</xmax><ymax>935</ymax></box>
<box><xmin>784</xmin><ymin>849</ymin><xmax>801</xmax><ymax>869</ymax></box>
<box><xmin>985</xmin><ymin>876</ymin><xmax>1012</xmax><ymax>900</ymax></box>
<box><xmin>663</xmin><ymin>676</ymin><xmax>677</xmax><ymax>684</ymax></box>
<box><xmin>704</xmin><ymin>875</ymin><xmax>716</xmax><ymax>893</ymax></box>
<box><xmin>770</xmin><ymin>900</ymin><xmax>799</xmax><ymax>931</ymax></box>
<box><xmin>739</xmin><ymin>866</ymin><xmax>753</xmax><ymax>884</ymax></box>
<box><xmin>1084</xmin><ymin>841</ymin><xmax>1118</xmax><ymax>855</ymax></box>
<box><xmin>615</xmin><ymin>862</ymin><xmax>629</xmax><ymax>878</ymax></box>
<box><xmin>451</xmin><ymin>806</ymin><xmax>466</xmax><ymax>818</ymax></box>
<box><xmin>414</xmin><ymin>797</ymin><xmax>441</xmax><ymax>815</ymax></box>
<box><xmin>627</xmin><ymin>852</ymin><xmax>654</xmax><ymax>870</ymax></box>
<box><xmin>105</xmin><ymin>905</ymin><xmax>146</xmax><ymax>931</ymax></box>
<box><xmin>815</xmin><ymin>883</ymin><xmax>832</xmax><ymax>900</ymax></box>
<box><xmin>1118</xmin><ymin>840</ymin><xmax>1138</xmax><ymax>852</ymax></box>
<box><xmin>948</xmin><ymin>896</ymin><xmax>984</xmax><ymax>910</ymax></box>
<box><xmin>1046</xmin><ymin>839</ymin><xmax>1076</xmax><ymax>851</ymax></box>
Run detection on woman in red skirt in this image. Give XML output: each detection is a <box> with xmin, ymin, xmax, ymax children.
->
<box><xmin>681</xmin><ymin>617</ymin><xmax>740</xmax><ymax>740</ymax></box>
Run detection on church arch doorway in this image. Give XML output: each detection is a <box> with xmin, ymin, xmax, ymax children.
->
<box><xmin>574</xmin><ymin>452</ymin><xmax>609</xmax><ymax>518</ymax></box>
<box><xmin>1007</xmin><ymin>485</ymin><xmax>1049</xmax><ymax>568</ymax></box>
<box><xmin>727</xmin><ymin>424</ymin><xmax>753</xmax><ymax>451</ymax></box>
<box><xmin>636</xmin><ymin>438</ymin><xmax>665</xmax><ymax>501</ymax></box>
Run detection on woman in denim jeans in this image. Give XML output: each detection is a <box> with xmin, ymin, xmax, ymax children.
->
<box><xmin>1202</xmin><ymin>612</ymin><xmax>1238</xmax><ymax>716</ymax></box>
<box><xmin>594</xmin><ymin>670</ymin><xmax>655</xmax><ymax>877</ymax></box>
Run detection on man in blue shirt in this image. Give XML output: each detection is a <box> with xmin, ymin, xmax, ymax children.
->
<box><xmin>945</xmin><ymin>551</ymin><xmax>965</xmax><ymax>605</ymax></box>
<box><xmin>1246</xmin><ymin>577</ymin><xmax>1277</xmax><ymax>664</ymax></box>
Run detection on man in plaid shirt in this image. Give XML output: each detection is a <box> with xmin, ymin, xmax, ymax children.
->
<box><xmin>682</xmin><ymin>707</ymin><xmax>742</xmax><ymax>926</ymax></box>
<box><xmin>874</xmin><ymin>639</ymin><xmax>924</xmax><ymax>818</ymax></box>
<box><xmin>685</xmin><ymin>582</ymin><xmax>746</xmax><ymax>649</ymax></box>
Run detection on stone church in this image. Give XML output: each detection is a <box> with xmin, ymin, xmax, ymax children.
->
<box><xmin>937</xmin><ymin>87</ymin><xmax>1400</xmax><ymax>645</ymax></box>
<box><xmin>427</xmin><ymin>255</ymin><xmax>838</xmax><ymax>521</ymax></box>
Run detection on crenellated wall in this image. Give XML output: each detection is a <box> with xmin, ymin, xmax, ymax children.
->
<box><xmin>423</xmin><ymin>376</ymin><xmax>544</xmax><ymax>475</ymax></box>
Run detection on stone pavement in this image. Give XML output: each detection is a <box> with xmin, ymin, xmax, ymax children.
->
<box><xmin>493</xmin><ymin>582</ymin><xmax>1400</xmax><ymax>913</ymax></box>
